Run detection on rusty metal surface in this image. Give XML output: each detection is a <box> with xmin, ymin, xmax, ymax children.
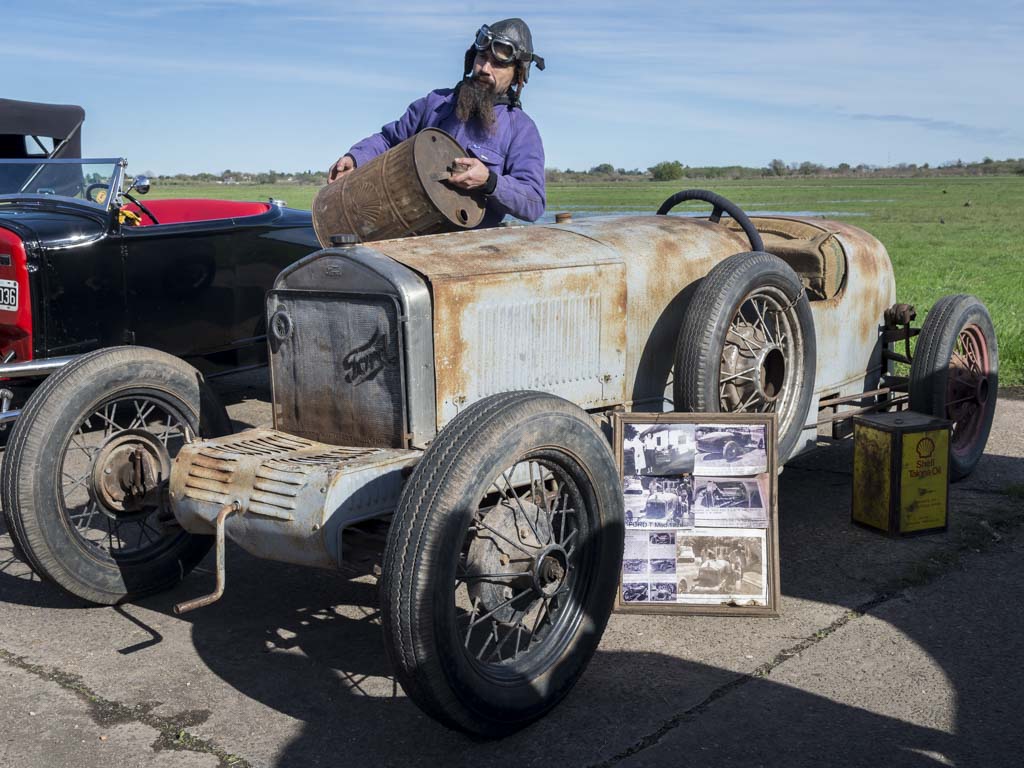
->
<box><xmin>429</xmin><ymin>263</ymin><xmax>628</xmax><ymax>424</ymax></box>
<box><xmin>270</xmin><ymin>247</ymin><xmax>437</xmax><ymax>449</ymax></box>
<box><xmin>311</xmin><ymin>128</ymin><xmax>484</xmax><ymax>246</ymax></box>
<box><xmin>278</xmin><ymin>212</ymin><xmax>896</xmax><ymax>454</ymax></box>
<box><xmin>736</xmin><ymin>217</ymin><xmax>896</xmax><ymax>457</ymax></box>
<box><xmin>173</xmin><ymin>502</ymin><xmax>238</xmax><ymax>615</ymax></box>
<box><xmin>376</xmin><ymin>215</ymin><xmax>752</xmax><ymax>427</ymax></box>
<box><xmin>170</xmin><ymin>428</ymin><xmax>420</xmax><ymax>569</ymax></box>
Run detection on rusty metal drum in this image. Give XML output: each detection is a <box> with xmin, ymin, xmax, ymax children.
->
<box><xmin>313</xmin><ymin>128</ymin><xmax>485</xmax><ymax>245</ymax></box>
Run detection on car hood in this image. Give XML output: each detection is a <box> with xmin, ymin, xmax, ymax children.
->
<box><xmin>0</xmin><ymin>203</ymin><xmax>107</xmax><ymax>247</ymax></box>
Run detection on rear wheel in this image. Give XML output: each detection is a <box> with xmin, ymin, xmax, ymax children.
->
<box><xmin>675</xmin><ymin>252</ymin><xmax>816</xmax><ymax>462</ymax></box>
<box><xmin>380</xmin><ymin>391</ymin><xmax>624</xmax><ymax>737</ymax></box>
<box><xmin>1</xmin><ymin>347</ymin><xmax>231</xmax><ymax>604</ymax></box>
<box><xmin>909</xmin><ymin>295</ymin><xmax>998</xmax><ymax>480</ymax></box>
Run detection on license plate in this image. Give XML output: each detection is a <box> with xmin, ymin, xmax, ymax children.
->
<box><xmin>0</xmin><ymin>279</ymin><xmax>17</xmax><ymax>312</ymax></box>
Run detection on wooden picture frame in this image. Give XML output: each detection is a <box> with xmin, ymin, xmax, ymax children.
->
<box><xmin>612</xmin><ymin>411</ymin><xmax>780</xmax><ymax>617</ymax></box>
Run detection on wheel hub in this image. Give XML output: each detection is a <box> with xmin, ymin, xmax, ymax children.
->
<box><xmin>533</xmin><ymin>545</ymin><xmax>568</xmax><ymax>597</ymax></box>
<box><xmin>757</xmin><ymin>346</ymin><xmax>786</xmax><ymax>402</ymax></box>
<box><xmin>90</xmin><ymin>429</ymin><xmax>171</xmax><ymax>519</ymax></box>
<box><xmin>721</xmin><ymin>323</ymin><xmax>787</xmax><ymax>408</ymax></box>
<box><xmin>467</xmin><ymin>494</ymin><xmax>554</xmax><ymax>621</ymax></box>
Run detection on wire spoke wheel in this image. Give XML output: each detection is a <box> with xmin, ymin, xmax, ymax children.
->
<box><xmin>59</xmin><ymin>393</ymin><xmax>190</xmax><ymax>563</ymax></box>
<box><xmin>945</xmin><ymin>324</ymin><xmax>992</xmax><ymax>454</ymax></box>
<box><xmin>719</xmin><ymin>287</ymin><xmax>799</xmax><ymax>422</ymax></box>
<box><xmin>455</xmin><ymin>455</ymin><xmax>590</xmax><ymax>673</ymax></box>
<box><xmin>909</xmin><ymin>294</ymin><xmax>998</xmax><ymax>480</ymax></box>
<box><xmin>1</xmin><ymin>347</ymin><xmax>231</xmax><ymax>604</ymax></box>
<box><xmin>381</xmin><ymin>392</ymin><xmax>623</xmax><ymax>737</ymax></box>
<box><xmin>675</xmin><ymin>252</ymin><xmax>815</xmax><ymax>462</ymax></box>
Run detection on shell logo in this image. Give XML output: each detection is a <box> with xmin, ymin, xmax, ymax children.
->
<box><xmin>916</xmin><ymin>436</ymin><xmax>936</xmax><ymax>459</ymax></box>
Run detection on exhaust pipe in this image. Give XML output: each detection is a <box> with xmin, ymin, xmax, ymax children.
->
<box><xmin>174</xmin><ymin>502</ymin><xmax>240</xmax><ymax>615</ymax></box>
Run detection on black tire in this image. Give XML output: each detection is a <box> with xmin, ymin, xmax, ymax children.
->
<box><xmin>380</xmin><ymin>391</ymin><xmax>624</xmax><ymax>737</ymax></box>
<box><xmin>674</xmin><ymin>251</ymin><xmax>816</xmax><ymax>463</ymax></box>
<box><xmin>909</xmin><ymin>295</ymin><xmax>998</xmax><ymax>480</ymax></box>
<box><xmin>722</xmin><ymin>441</ymin><xmax>741</xmax><ymax>462</ymax></box>
<box><xmin>1</xmin><ymin>347</ymin><xmax>231</xmax><ymax>604</ymax></box>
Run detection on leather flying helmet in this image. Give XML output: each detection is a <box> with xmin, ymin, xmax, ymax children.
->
<box><xmin>463</xmin><ymin>18</ymin><xmax>545</xmax><ymax>84</ymax></box>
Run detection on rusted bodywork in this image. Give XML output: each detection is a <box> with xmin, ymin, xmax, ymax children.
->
<box><xmin>171</xmin><ymin>429</ymin><xmax>418</xmax><ymax>568</ymax></box>
<box><xmin>169</xmin><ymin>210</ymin><xmax>896</xmax><ymax>572</ymax></box>
<box><xmin>374</xmin><ymin>214</ymin><xmax>894</xmax><ymax>449</ymax></box>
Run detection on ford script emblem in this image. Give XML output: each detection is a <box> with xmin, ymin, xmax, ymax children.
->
<box><xmin>343</xmin><ymin>328</ymin><xmax>394</xmax><ymax>385</ymax></box>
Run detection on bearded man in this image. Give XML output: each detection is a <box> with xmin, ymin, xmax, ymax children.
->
<box><xmin>328</xmin><ymin>18</ymin><xmax>546</xmax><ymax>227</ymax></box>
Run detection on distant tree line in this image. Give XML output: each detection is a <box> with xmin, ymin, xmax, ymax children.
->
<box><xmin>546</xmin><ymin>156</ymin><xmax>1024</xmax><ymax>183</ymax></box>
<box><xmin>152</xmin><ymin>157</ymin><xmax>1024</xmax><ymax>185</ymax></box>
<box><xmin>154</xmin><ymin>169</ymin><xmax>329</xmax><ymax>185</ymax></box>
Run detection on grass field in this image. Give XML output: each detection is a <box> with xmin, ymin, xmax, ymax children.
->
<box><xmin>150</xmin><ymin>177</ymin><xmax>1024</xmax><ymax>385</ymax></box>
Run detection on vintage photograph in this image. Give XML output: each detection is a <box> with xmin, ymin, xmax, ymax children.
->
<box><xmin>694</xmin><ymin>424</ymin><xmax>768</xmax><ymax>475</ymax></box>
<box><xmin>623</xmin><ymin>422</ymin><xmax>696</xmax><ymax>476</ymax></box>
<box><xmin>649</xmin><ymin>582</ymin><xmax>677</xmax><ymax>602</ymax></box>
<box><xmin>623</xmin><ymin>475</ymin><xmax>694</xmax><ymax>528</ymax></box>
<box><xmin>622</xmin><ymin>558</ymin><xmax>647</xmax><ymax>574</ymax></box>
<box><xmin>621</xmin><ymin>580</ymin><xmax>650</xmax><ymax>603</ymax></box>
<box><xmin>675</xmin><ymin>530</ymin><xmax>768</xmax><ymax>605</ymax></box>
<box><xmin>614</xmin><ymin>413</ymin><xmax>778</xmax><ymax>615</ymax></box>
<box><xmin>692</xmin><ymin>475</ymin><xmax>769</xmax><ymax>528</ymax></box>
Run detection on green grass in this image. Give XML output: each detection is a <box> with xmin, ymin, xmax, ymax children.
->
<box><xmin>149</xmin><ymin>176</ymin><xmax>1024</xmax><ymax>385</ymax></box>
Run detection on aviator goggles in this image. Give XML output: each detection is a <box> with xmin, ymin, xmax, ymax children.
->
<box><xmin>473</xmin><ymin>24</ymin><xmax>522</xmax><ymax>66</ymax></box>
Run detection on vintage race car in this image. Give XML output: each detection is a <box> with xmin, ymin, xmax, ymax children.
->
<box><xmin>0</xmin><ymin>154</ymin><xmax>319</xmax><ymax>424</ymax></box>
<box><xmin>1</xmin><ymin>189</ymin><xmax>998</xmax><ymax>737</ymax></box>
<box><xmin>695</xmin><ymin>427</ymin><xmax>764</xmax><ymax>461</ymax></box>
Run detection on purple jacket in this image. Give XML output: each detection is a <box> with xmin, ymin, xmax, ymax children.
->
<box><xmin>346</xmin><ymin>88</ymin><xmax>545</xmax><ymax>228</ymax></box>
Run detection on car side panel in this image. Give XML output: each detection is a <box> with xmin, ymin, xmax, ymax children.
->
<box><xmin>40</xmin><ymin>232</ymin><xmax>127</xmax><ymax>358</ymax></box>
<box><xmin>122</xmin><ymin>211</ymin><xmax>318</xmax><ymax>373</ymax></box>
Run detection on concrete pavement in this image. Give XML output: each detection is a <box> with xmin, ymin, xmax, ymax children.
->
<box><xmin>1</xmin><ymin>374</ymin><xmax>1021</xmax><ymax>767</ymax></box>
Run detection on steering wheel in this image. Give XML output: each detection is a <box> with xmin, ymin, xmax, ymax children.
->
<box><xmin>122</xmin><ymin>191</ymin><xmax>159</xmax><ymax>225</ymax></box>
<box><xmin>656</xmin><ymin>188</ymin><xmax>763</xmax><ymax>252</ymax></box>
<box><xmin>85</xmin><ymin>183</ymin><xmax>109</xmax><ymax>205</ymax></box>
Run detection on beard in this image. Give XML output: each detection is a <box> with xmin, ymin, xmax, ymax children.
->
<box><xmin>455</xmin><ymin>77</ymin><xmax>497</xmax><ymax>132</ymax></box>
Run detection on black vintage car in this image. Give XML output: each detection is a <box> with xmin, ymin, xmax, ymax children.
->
<box><xmin>0</xmin><ymin>156</ymin><xmax>319</xmax><ymax>420</ymax></box>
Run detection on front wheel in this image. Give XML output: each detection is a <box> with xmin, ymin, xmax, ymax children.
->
<box><xmin>380</xmin><ymin>391</ymin><xmax>624</xmax><ymax>737</ymax></box>
<box><xmin>909</xmin><ymin>295</ymin><xmax>998</xmax><ymax>480</ymax></box>
<box><xmin>1</xmin><ymin>347</ymin><xmax>231</xmax><ymax>604</ymax></box>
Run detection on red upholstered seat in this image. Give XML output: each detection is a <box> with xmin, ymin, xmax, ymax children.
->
<box><xmin>122</xmin><ymin>198</ymin><xmax>271</xmax><ymax>226</ymax></box>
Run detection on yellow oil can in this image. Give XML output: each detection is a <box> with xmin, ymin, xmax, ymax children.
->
<box><xmin>852</xmin><ymin>411</ymin><xmax>951</xmax><ymax>536</ymax></box>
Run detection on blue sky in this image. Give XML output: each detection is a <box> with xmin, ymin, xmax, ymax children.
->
<box><xmin>3</xmin><ymin>0</ymin><xmax>1022</xmax><ymax>174</ymax></box>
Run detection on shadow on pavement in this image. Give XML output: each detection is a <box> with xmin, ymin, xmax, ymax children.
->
<box><xmin>167</xmin><ymin>448</ymin><xmax>1024</xmax><ymax>763</ymax></box>
<box><xmin>1</xmin><ymin>425</ymin><xmax>1022</xmax><ymax>765</ymax></box>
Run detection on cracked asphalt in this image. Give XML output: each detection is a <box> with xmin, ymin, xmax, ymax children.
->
<box><xmin>1</xmin><ymin>372</ymin><xmax>1022</xmax><ymax>768</ymax></box>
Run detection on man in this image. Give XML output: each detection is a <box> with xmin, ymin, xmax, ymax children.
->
<box><xmin>329</xmin><ymin>18</ymin><xmax>546</xmax><ymax>228</ymax></box>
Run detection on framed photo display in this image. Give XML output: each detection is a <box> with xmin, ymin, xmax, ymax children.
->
<box><xmin>612</xmin><ymin>412</ymin><xmax>780</xmax><ymax>617</ymax></box>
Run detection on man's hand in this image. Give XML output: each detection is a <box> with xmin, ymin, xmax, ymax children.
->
<box><xmin>328</xmin><ymin>154</ymin><xmax>355</xmax><ymax>183</ymax></box>
<box><xmin>448</xmin><ymin>157</ymin><xmax>490</xmax><ymax>189</ymax></box>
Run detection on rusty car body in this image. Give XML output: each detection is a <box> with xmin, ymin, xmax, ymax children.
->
<box><xmin>3</xmin><ymin>188</ymin><xmax>998</xmax><ymax>737</ymax></box>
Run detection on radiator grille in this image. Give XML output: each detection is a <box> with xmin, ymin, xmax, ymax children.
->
<box><xmin>475</xmin><ymin>293</ymin><xmax>602</xmax><ymax>396</ymax></box>
<box><xmin>269</xmin><ymin>291</ymin><xmax>407</xmax><ymax>448</ymax></box>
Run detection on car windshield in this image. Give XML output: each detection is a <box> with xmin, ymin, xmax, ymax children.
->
<box><xmin>0</xmin><ymin>159</ymin><xmax>121</xmax><ymax>210</ymax></box>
